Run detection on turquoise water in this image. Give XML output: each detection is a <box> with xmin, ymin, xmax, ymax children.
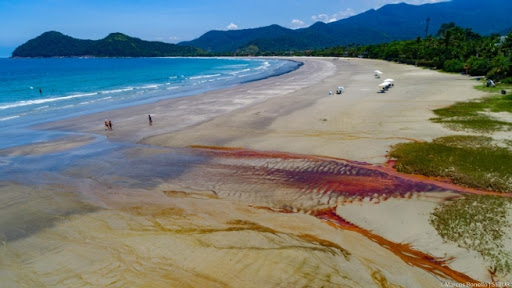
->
<box><xmin>0</xmin><ymin>57</ymin><xmax>300</xmax><ymax>148</ymax></box>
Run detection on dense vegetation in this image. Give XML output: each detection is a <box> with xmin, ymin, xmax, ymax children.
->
<box><xmin>12</xmin><ymin>31</ymin><xmax>206</xmax><ymax>57</ymax></box>
<box><xmin>296</xmin><ymin>23</ymin><xmax>512</xmax><ymax>82</ymax></box>
<box><xmin>12</xmin><ymin>31</ymin><xmax>94</xmax><ymax>57</ymax></box>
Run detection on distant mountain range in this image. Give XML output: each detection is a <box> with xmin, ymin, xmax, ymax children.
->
<box><xmin>12</xmin><ymin>31</ymin><xmax>205</xmax><ymax>57</ymax></box>
<box><xmin>180</xmin><ymin>0</ymin><xmax>512</xmax><ymax>53</ymax></box>
<box><xmin>12</xmin><ymin>0</ymin><xmax>512</xmax><ymax>57</ymax></box>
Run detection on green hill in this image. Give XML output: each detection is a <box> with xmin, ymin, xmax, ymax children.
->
<box><xmin>12</xmin><ymin>31</ymin><xmax>205</xmax><ymax>57</ymax></box>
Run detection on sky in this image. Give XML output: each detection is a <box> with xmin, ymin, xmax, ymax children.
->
<box><xmin>0</xmin><ymin>0</ymin><xmax>450</xmax><ymax>57</ymax></box>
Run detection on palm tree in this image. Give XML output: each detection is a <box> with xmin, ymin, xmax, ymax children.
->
<box><xmin>488</xmin><ymin>54</ymin><xmax>510</xmax><ymax>80</ymax></box>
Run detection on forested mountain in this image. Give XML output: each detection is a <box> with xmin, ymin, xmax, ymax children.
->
<box><xmin>180</xmin><ymin>0</ymin><xmax>512</xmax><ymax>53</ymax></box>
<box><xmin>12</xmin><ymin>31</ymin><xmax>205</xmax><ymax>57</ymax></box>
<box><xmin>180</xmin><ymin>24</ymin><xmax>299</xmax><ymax>53</ymax></box>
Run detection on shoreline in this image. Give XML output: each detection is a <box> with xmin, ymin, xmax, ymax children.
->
<box><xmin>0</xmin><ymin>57</ymin><xmax>301</xmax><ymax>149</ymax></box>
<box><xmin>35</xmin><ymin>57</ymin><xmax>332</xmax><ymax>145</ymax></box>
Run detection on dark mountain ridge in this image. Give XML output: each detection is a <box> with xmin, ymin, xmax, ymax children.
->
<box><xmin>179</xmin><ymin>0</ymin><xmax>512</xmax><ymax>53</ymax></box>
<box><xmin>12</xmin><ymin>31</ymin><xmax>204</xmax><ymax>57</ymax></box>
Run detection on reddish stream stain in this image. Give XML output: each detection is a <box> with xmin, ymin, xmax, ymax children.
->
<box><xmin>313</xmin><ymin>208</ymin><xmax>479</xmax><ymax>284</ymax></box>
<box><xmin>192</xmin><ymin>145</ymin><xmax>510</xmax><ymax>198</ymax></box>
<box><xmin>189</xmin><ymin>146</ymin><xmax>510</xmax><ymax>283</ymax></box>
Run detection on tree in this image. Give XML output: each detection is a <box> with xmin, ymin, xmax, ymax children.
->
<box><xmin>487</xmin><ymin>54</ymin><xmax>510</xmax><ymax>80</ymax></box>
<box><xmin>436</xmin><ymin>22</ymin><xmax>457</xmax><ymax>37</ymax></box>
<box><xmin>444</xmin><ymin>59</ymin><xmax>465</xmax><ymax>72</ymax></box>
<box><xmin>466</xmin><ymin>56</ymin><xmax>490</xmax><ymax>76</ymax></box>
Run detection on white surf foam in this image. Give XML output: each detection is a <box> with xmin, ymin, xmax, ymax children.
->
<box><xmin>0</xmin><ymin>92</ymin><xmax>98</xmax><ymax>110</ymax></box>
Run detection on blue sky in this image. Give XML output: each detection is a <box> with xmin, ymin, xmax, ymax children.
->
<box><xmin>0</xmin><ymin>0</ymin><xmax>449</xmax><ymax>57</ymax></box>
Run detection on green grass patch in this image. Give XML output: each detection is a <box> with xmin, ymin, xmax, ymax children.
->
<box><xmin>431</xmin><ymin>93</ymin><xmax>512</xmax><ymax>133</ymax></box>
<box><xmin>389</xmin><ymin>136</ymin><xmax>512</xmax><ymax>192</ymax></box>
<box><xmin>430</xmin><ymin>194</ymin><xmax>512</xmax><ymax>275</ymax></box>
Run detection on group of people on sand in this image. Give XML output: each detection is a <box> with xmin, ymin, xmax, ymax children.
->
<box><xmin>104</xmin><ymin>115</ymin><xmax>153</xmax><ymax>131</ymax></box>
<box><xmin>104</xmin><ymin>119</ymin><xmax>113</xmax><ymax>131</ymax></box>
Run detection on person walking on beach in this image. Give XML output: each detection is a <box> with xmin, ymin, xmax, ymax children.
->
<box><xmin>105</xmin><ymin>119</ymin><xmax>109</xmax><ymax>131</ymax></box>
<box><xmin>108</xmin><ymin>120</ymin><xmax>113</xmax><ymax>131</ymax></box>
<box><xmin>148</xmin><ymin>114</ymin><xmax>152</xmax><ymax>126</ymax></box>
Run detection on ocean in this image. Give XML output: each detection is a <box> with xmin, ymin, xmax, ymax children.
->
<box><xmin>0</xmin><ymin>57</ymin><xmax>300</xmax><ymax>149</ymax></box>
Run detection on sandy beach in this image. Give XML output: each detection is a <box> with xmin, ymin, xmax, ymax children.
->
<box><xmin>2</xmin><ymin>57</ymin><xmax>509</xmax><ymax>287</ymax></box>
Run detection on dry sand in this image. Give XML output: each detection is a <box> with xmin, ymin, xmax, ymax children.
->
<box><xmin>143</xmin><ymin>57</ymin><xmax>485</xmax><ymax>163</ymax></box>
<box><xmin>3</xmin><ymin>57</ymin><xmax>508</xmax><ymax>287</ymax></box>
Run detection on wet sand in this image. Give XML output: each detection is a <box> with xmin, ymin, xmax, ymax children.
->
<box><xmin>2</xmin><ymin>57</ymin><xmax>509</xmax><ymax>287</ymax></box>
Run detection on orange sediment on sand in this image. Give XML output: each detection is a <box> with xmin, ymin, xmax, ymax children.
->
<box><xmin>313</xmin><ymin>208</ymin><xmax>480</xmax><ymax>284</ymax></box>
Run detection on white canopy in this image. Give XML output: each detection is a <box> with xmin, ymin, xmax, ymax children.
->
<box><xmin>383</xmin><ymin>78</ymin><xmax>394</xmax><ymax>82</ymax></box>
<box><xmin>374</xmin><ymin>70</ymin><xmax>383</xmax><ymax>74</ymax></box>
<box><xmin>379</xmin><ymin>81</ymin><xmax>391</xmax><ymax>88</ymax></box>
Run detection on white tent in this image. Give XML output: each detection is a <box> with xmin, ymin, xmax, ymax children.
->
<box><xmin>374</xmin><ymin>70</ymin><xmax>383</xmax><ymax>74</ymax></box>
<box><xmin>383</xmin><ymin>78</ymin><xmax>394</xmax><ymax>82</ymax></box>
<box><xmin>379</xmin><ymin>82</ymin><xmax>391</xmax><ymax>91</ymax></box>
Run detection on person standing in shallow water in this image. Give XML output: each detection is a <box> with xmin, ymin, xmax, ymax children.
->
<box><xmin>148</xmin><ymin>114</ymin><xmax>152</xmax><ymax>126</ymax></box>
<box><xmin>108</xmin><ymin>120</ymin><xmax>113</xmax><ymax>131</ymax></box>
<box><xmin>105</xmin><ymin>119</ymin><xmax>109</xmax><ymax>131</ymax></box>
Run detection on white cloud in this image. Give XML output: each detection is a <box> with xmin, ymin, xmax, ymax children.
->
<box><xmin>333</xmin><ymin>8</ymin><xmax>356</xmax><ymax>20</ymax></box>
<box><xmin>311</xmin><ymin>8</ymin><xmax>356</xmax><ymax>24</ymax></box>
<box><xmin>290</xmin><ymin>19</ymin><xmax>306</xmax><ymax>29</ymax></box>
<box><xmin>226</xmin><ymin>22</ymin><xmax>239</xmax><ymax>30</ymax></box>
<box><xmin>311</xmin><ymin>14</ymin><xmax>335</xmax><ymax>23</ymax></box>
